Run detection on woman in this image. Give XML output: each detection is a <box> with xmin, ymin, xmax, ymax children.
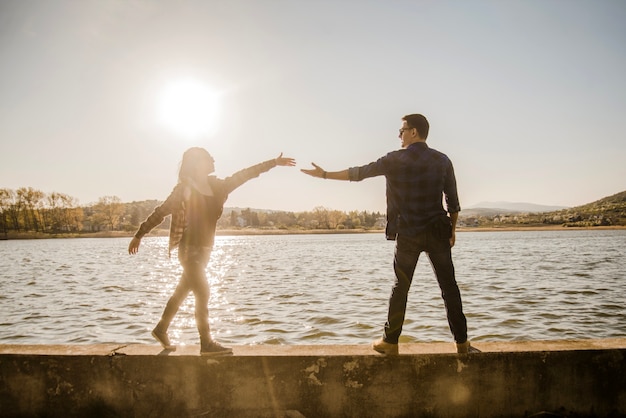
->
<box><xmin>129</xmin><ymin>147</ymin><xmax>295</xmax><ymax>355</ymax></box>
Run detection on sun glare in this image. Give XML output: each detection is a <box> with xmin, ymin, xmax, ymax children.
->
<box><xmin>157</xmin><ymin>79</ymin><xmax>220</xmax><ymax>139</ymax></box>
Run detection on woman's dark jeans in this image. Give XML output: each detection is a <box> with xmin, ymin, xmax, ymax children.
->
<box><xmin>383</xmin><ymin>230</ymin><xmax>468</xmax><ymax>344</ymax></box>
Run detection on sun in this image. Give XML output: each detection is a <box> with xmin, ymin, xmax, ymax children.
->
<box><xmin>157</xmin><ymin>79</ymin><xmax>220</xmax><ymax>139</ymax></box>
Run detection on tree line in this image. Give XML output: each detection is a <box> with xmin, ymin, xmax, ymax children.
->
<box><xmin>0</xmin><ymin>187</ymin><xmax>385</xmax><ymax>236</ymax></box>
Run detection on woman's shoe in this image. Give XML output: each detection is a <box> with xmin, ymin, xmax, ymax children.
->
<box><xmin>200</xmin><ymin>340</ymin><xmax>233</xmax><ymax>356</ymax></box>
<box><xmin>152</xmin><ymin>328</ymin><xmax>176</xmax><ymax>351</ymax></box>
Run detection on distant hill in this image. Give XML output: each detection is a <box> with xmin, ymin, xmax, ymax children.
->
<box><xmin>460</xmin><ymin>208</ymin><xmax>520</xmax><ymax>218</ymax></box>
<box><xmin>460</xmin><ymin>191</ymin><xmax>626</xmax><ymax>227</ymax></box>
<box><xmin>466</xmin><ymin>201</ymin><xmax>568</xmax><ymax>213</ymax></box>
<box><xmin>551</xmin><ymin>190</ymin><xmax>626</xmax><ymax>227</ymax></box>
<box><xmin>571</xmin><ymin>190</ymin><xmax>626</xmax><ymax>212</ymax></box>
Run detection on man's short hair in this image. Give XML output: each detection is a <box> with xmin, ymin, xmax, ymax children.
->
<box><xmin>402</xmin><ymin>114</ymin><xmax>429</xmax><ymax>140</ymax></box>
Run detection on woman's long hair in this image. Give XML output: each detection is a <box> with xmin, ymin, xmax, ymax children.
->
<box><xmin>178</xmin><ymin>147</ymin><xmax>213</xmax><ymax>184</ymax></box>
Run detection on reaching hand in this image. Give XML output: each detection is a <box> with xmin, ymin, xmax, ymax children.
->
<box><xmin>301</xmin><ymin>163</ymin><xmax>325</xmax><ymax>178</ymax></box>
<box><xmin>128</xmin><ymin>237</ymin><xmax>141</xmax><ymax>255</ymax></box>
<box><xmin>275</xmin><ymin>153</ymin><xmax>296</xmax><ymax>167</ymax></box>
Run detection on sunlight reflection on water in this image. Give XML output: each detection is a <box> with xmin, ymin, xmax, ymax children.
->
<box><xmin>1</xmin><ymin>230</ymin><xmax>625</xmax><ymax>346</ymax></box>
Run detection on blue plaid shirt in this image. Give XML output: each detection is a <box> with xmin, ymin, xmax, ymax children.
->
<box><xmin>348</xmin><ymin>142</ymin><xmax>461</xmax><ymax>238</ymax></box>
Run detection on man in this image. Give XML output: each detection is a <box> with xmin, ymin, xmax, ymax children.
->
<box><xmin>301</xmin><ymin>114</ymin><xmax>476</xmax><ymax>354</ymax></box>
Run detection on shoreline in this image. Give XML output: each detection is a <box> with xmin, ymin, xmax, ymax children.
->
<box><xmin>2</xmin><ymin>225</ymin><xmax>625</xmax><ymax>240</ymax></box>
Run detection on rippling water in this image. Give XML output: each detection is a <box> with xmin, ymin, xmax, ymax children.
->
<box><xmin>1</xmin><ymin>230</ymin><xmax>625</xmax><ymax>346</ymax></box>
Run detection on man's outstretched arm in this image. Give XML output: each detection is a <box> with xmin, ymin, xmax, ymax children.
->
<box><xmin>301</xmin><ymin>163</ymin><xmax>349</xmax><ymax>181</ymax></box>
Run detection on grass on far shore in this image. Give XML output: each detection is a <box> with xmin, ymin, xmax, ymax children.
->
<box><xmin>2</xmin><ymin>228</ymin><xmax>381</xmax><ymax>240</ymax></box>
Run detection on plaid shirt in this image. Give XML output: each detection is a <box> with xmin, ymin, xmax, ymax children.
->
<box><xmin>348</xmin><ymin>142</ymin><xmax>461</xmax><ymax>237</ymax></box>
<box><xmin>134</xmin><ymin>159</ymin><xmax>277</xmax><ymax>255</ymax></box>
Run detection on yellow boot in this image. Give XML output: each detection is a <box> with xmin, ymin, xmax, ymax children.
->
<box><xmin>456</xmin><ymin>341</ymin><xmax>480</xmax><ymax>354</ymax></box>
<box><xmin>372</xmin><ymin>338</ymin><xmax>399</xmax><ymax>355</ymax></box>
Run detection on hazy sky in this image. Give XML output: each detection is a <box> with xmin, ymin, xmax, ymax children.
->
<box><xmin>1</xmin><ymin>0</ymin><xmax>625</xmax><ymax>213</ymax></box>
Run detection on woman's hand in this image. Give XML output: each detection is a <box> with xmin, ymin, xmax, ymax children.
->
<box><xmin>275</xmin><ymin>152</ymin><xmax>296</xmax><ymax>167</ymax></box>
<box><xmin>128</xmin><ymin>237</ymin><xmax>141</xmax><ymax>255</ymax></box>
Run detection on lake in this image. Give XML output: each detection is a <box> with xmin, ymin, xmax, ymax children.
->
<box><xmin>1</xmin><ymin>230</ymin><xmax>624</xmax><ymax>347</ymax></box>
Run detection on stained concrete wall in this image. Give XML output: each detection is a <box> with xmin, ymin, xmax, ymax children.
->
<box><xmin>1</xmin><ymin>339</ymin><xmax>625</xmax><ymax>418</ymax></box>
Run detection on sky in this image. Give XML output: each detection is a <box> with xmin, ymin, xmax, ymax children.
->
<box><xmin>1</xmin><ymin>0</ymin><xmax>625</xmax><ymax>213</ymax></box>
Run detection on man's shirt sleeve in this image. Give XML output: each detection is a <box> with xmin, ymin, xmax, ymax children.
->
<box><xmin>444</xmin><ymin>161</ymin><xmax>461</xmax><ymax>214</ymax></box>
<box><xmin>348</xmin><ymin>156</ymin><xmax>387</xmax><ymax>181</ymax></box>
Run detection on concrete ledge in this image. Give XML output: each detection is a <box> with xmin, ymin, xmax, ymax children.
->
<box><xmin>2</xmin><ymin>338</ymin><xmax>626</xmax><ymax>356</ymax></box>
<box><xmin>1</xmin><ymin>339</ymin><xmax>625</xmax><ymax>417</ymax></box>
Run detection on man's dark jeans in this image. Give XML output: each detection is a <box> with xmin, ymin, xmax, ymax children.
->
<box><xmin>383</xmin><ymin>229</ymin><xmax>468</xmax><ymax>344</ymax></box>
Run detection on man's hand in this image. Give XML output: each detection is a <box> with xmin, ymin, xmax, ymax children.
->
<box><xmin>449</xmin><ymin>212</ymin><xmax>458</xmax><ymax>248</ymax></box>
<box><xmin>128</xmin><ymin>237</ymin><xmax>141</xmax><ymax>255</ymax></box>
<box><xmin>301</xmin><ymin>163</ymin><xmax>326</xmax><ymax>178</ymax></box>
<box><xmin>275</xmin><ymin>153</ymin><xmax>296</xmax><ymax>167</ymax></box>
